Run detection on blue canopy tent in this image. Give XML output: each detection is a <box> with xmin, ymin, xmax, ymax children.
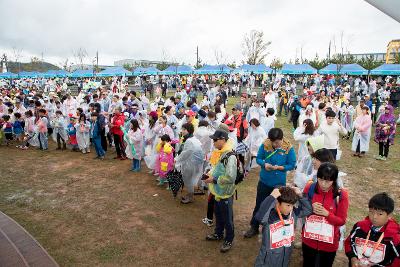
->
<box><xmin>144</xmin><ymin>67</ymin><xmax>160</xmax><ymax>75</ymax></box>
<box><xmin>339</xmin><ymin>64</ymin><xmax>368</xmax><ymax>75</ymax></box>
<box><xmin>194</xmin><ymin>65</ymin><xmax>215</xmax><ymax>74</ymax></box>
<box><xmin>159</xmin><ymin>65</ymin><xmax>178</xmax><ymax>75</ymax></box>
<box><xmin>56</xmin><ymin>70</ymin><xmax>69</xmax><ymax>77</ymax></box>
<box><xmin>177</xmin><ymin>65</ymin><xmax>194</xmax><ymax>75</ymax></box>
<box><xmin>97</xmin><ymin>67</ymin><xmax>132</xmax><ymax>77</ymax></box>
<box><xmin>18</xmin><ymin>71</ymin><xmax>41</xmax><ymax>78</ymax></box>
<box><xmin>280</xmin><ymin>64</ymin><xmax>317</xmax><ymax>75</ymax></box>
<box><xmin>240</xmin><ymin>64</ymin><xmax>273</xmax><ymax>74</ymax></box>
<box><xmin>132</xmin><ymin>67</ymin><xmax>147</xmax><ymax>76</ymax></box>
<box><xmin>370</xmin><ymin>64</ymin><xmax>400</xmax><ymax>76</ymax></box>
<box><xmin>68</xmin><ymin>69</ymin><xmax>94</xmax><ymax>78</ymax></box>
<box><xmin>319</xmin><ymin>64</ymin><xmax>340</xmax><ymax>74</ymax></box>
<box><xmin>0</xmin><ymin>72</ymin><xmax>18</xmax><ymax>79</ymax></box>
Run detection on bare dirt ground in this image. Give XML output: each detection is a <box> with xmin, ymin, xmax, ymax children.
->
<box><xmin>0</xmin><ymin>102</ymin><xmax>399</xmax><ymax>267</ymax></box>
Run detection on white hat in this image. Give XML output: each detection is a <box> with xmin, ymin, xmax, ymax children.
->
<box><xmin>251</xmin><ymin>92</ymin><xmax>257</xmax><ymax>96</ymax></box>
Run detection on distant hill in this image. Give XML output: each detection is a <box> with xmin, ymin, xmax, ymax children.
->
<box><xmin>3</xmin><ymin>61</ymin><xmax>61</xmax><ymax>73</ymax></box>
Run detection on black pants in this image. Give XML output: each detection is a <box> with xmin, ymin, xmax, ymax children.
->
<box><xmin>250</xmin><ymin>181</ymin><xmax>274</xmax><ymax>229</ymax></box>
<box><xmin>113</xmin><ymin>134</ymin><xmax>126</xmax><ymax>157</ymax></box>
<box><xmin>56</xmin><ymin>133</ymin><xmax>66</xmax><ymax>148</ymax></box>
<box><xmin>207</xmin><ymin>194</ymin><xmax>215</xmax><ymax>220</ymax></box>
<box><xmin>328</xmin><ymin>149</ymin><xmax>337</xmax><ymax>160</ymax></box>
<box><xmin>101</xmin><ymin>129</ymin><xmax>108</xmax><ymax>152</ymax></box>
<box><xmin>292</xmin><ymin>116</ymin><xmax>299</xmax><ymax>129</ymax></box>
<box><xmin>302</xmin><ymin>243</ymin><xmax>336</xmax><ymax>267</ymax></box>
<box><xmin>378</xmin><ymin>141</ymin><xmax>390</xmax><ymax>157</ymax></box>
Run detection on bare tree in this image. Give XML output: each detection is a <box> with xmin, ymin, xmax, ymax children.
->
<box><xmin>73</xmin><ymin>48</ymin><xmax>88</xmax><ymax>69</ymax></box>
<box><xmin>12</xmin><ymin>46</ymin><xmax>23</xmax><ymax>72</ymax></box>
<box><xmin>58</xmin><ymin>58</ymin><xmax>72</xmax><ymax>71</ymax></box>
<box><xmin>213</xmin><ymin>47</ymin><xmax>226</xmax><ymax>65</ymax></box>
<box><xmin>242</xmin><ymin>30</ymin><xmax>271</xmax><ymax>65</ymax></box>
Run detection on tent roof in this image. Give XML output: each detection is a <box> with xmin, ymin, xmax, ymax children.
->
<box><xmin>339</xmin><ymin>64</ymin><xmax>368</xmax><ymax>75</ymax></box>
<box><xmin>281</xmin><ymin>64</ymin><xmax>317</xmax><ymax>74</ymax></box>
<box><xmin>69</xmin><ymin>69</ymin><xmax>94</xmax><ymax>78</ymax></box>
<box><xmin>239</xmin><ymin>64</ymin><xmax>273</xmax><ymax>74</ymax></box>
<box><xmin>0</xmin><ymin>72</ymin><xmax>18</xmax><ymax>78</ymax></box>
<box><xmin>97</xmin><ymin>67</ymin><xmax>131</xmax><ymax>77</ymax></box>
<box><xmin>370</xmin><ymin>64</ymin><xmax>400</xmax><ymax>75</ymax></box>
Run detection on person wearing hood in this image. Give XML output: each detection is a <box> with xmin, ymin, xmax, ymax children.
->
<box><xmin>345</xmin><ymin>192</ymin><xmax>400</xmax><ymax>267</ymax></box>
<box><xmin>244</xmin><ymin>128</ymin><xmax>296</xmax><ymax>238</ymax></box>
<box><xmin>352</xmin><ymin>106</ymin><xmax>372</xmax><ymax>158</ymax></box>
<box><xmin>109</xmin><ymin>106</ymin><xmax>126</xmax><ymax>160</ymax></box>
<box><xmin>254</xmin><ymin>187</ymin><xmax>312</xmax><ymax>267</ymax></box>
<box><xmin>374</xmin><ymin>105</ymin><xmax>396</xmax><ymax>161</ymax></box>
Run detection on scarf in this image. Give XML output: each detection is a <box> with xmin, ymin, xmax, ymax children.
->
<box><xmin>209</xmin><ymin>139</ymin><xmax>233</xmax><ymax>167</ymax></box>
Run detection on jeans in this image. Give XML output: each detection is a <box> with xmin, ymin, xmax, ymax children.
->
<box><xmin>278</xmin><ymin>102</ymin><xmax>288</xmax><ymax>116</ymax></box>
<box><xmin>302</xmin><ymin>243</ymin><xmax>336</xmax><ymax>267</ymax></box>
<box><xmin>93</xmin><ymin>137</ymin><xmax>105</xmax><ymax>157</ymax></box>
<box><xmin>132</xmin><ymin>159</ymin><xmax>141</xmax><ymax>170</ymax></box>
<box><xmin>214</xmin><ymin>196</ymin><xmax>234</xmax><ymax>242</ymax></box>
<box><xmin>250</xmin><ymin>181</ymin><xmax>275</xmax><ymax>229</ymax></box>
<box><xmin>38</xmin><ymin>132</ymin><xmax>48</xmax><ymax>150</ymax></box>
<box><xmin>378</xmin><ymin>141</ymin><xmax>390</xmax><ymax>157</ymax></box>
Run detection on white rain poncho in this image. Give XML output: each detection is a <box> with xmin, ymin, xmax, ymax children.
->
<box><xmin>75</xmin><ymin>121</ymin><xmax>91</xmax><ymax>150</ymax></box>
<box><xmin>175</xmin><ymin>136</ymin><xmax>205</xmax><ymax>194</ymax></box>
<box><xmin>293</xmin><ymin>127</ymin><xmax>317</xmax><ymax>190</ymax></box>
<box><xmin>351</xmin><ymin>114</ymin><xmax>372</xmax><ymax>152</ymax></box>
<box><xmin>244</xmin><ymin>126</ymin><xmax>267</xmax><ymax>157</ymax></box>
<box><xmin>143</xmin><ymin>123</ymin><xmax>159</xmax><ymax>170</ymax></box>
<box><xmin>194</xmin><ymin>126</ymin><xmax>213</xmax><ymax>160</ymax></box>
<box><xmin>50</xmin><ymin>116</ymin><xmax>68</xmax><ymax>143</ymax></box>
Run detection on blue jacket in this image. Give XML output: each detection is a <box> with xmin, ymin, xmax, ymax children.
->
<box><xmin>92</xmin><ymin>120</ymin><xmax>102</xmax><ymax>139</ymax></box>
<box><xmin>256</xmin><ymin>138</ymin><xmax>296</xmax><ymax>187</ymax></box>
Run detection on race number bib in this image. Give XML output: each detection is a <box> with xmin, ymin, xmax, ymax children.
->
<box><xmin>270</xmin><ymin>218</ymin><xmax>294</xmax><ymax>249</ymax></box>
<box><xmin>355</xmin><ymin>237</ymin><xmax>386</xmax><ymax>264</ymax></box>
<box><xmin>304</xmin><ymin>215</ymin><xmax>334</xmax><ymax>244</ymax></box>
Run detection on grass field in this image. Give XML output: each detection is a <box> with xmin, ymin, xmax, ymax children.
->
<box><xmin>0</xmin><ymin>95</ymin><xmax>399</xmax><ymax>267</ymax></box>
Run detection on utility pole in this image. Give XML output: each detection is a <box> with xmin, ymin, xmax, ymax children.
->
<box><xmin>96</xmin><ymin>51</ymin><xmax>99</xmax><ymax>70</ymax></box>
<box><xmin>196</xmin><ymin>46</ymin><xmax>198</xmax><ymax>68</ymax></box>
<box><xmin>41</xmin><ymin>52</ymin><xmax>44</xmax><ymax>71</ymax></box>
<box><xmin>328</xmin><ymin>40</ymin><xmax>331</xmax><ymax>61</ymax></box>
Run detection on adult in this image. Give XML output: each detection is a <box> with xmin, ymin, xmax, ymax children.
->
<box><xmin>302</xmin><ymin>163</ymin><xmax>349</xmax><ymax>267</ymax></box>
<box><xmin>109</xmin><ymin>106</ymin><xmax>126</xmax><ymax>160</ymax></box>
<box><xmin>204</xmin><ymin>129</ymin><xmax>237</xmax><ymax>253</ymax></box>
<box><xmin>175</xmin><ymin>123</ymin><xmax>205</xmax><ymax>204</ymax></box>
<box><xmin>244</xmin><ymin>128</ymin><xmax>296</xmax><ymax>238</ymax></box>
<box><xmin>351</xmin><ymin>106</ymin><xmax>372</xmax><ymax>157</ymax></box>
<box><xmin>374</xmin><ymin>105</ymin><xmax>396</xmax><ymax>160</ymax></box>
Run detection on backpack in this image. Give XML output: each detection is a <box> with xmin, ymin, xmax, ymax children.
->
<box><xmin>306</xmin><ymin>182</ymin><xmax>342</xmax><ymax>207</ymax></box>
<box><xmin>166</xmin><ymin>169</ymin><xmax>184</xmax><ymax>198</ymax></box>
<box><xmin>220</xmin><ymin>151</ymin><xmax>245</xmax><ymax>185</ymax></box>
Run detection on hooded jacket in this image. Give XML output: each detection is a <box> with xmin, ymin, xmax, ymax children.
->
<box><xmin>254</xmin><ymin>195</ymin><xmax>312</xmax><ymax>267</ymax></box>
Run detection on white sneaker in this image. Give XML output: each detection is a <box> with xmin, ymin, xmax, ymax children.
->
<box><xmin>202</xmin><ymin>218</ymin><xmax>213</xmax><ymax>227</ymax></box>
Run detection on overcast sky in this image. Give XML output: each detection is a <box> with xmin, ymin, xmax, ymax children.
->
<box><xmin>0</xmin><ymin>0</ymin><xmax>398</xmax><ymax>67</ymax></box>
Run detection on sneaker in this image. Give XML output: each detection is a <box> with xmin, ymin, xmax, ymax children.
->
<box><xmin>220</xmin><ymin>241</ymin><xmax>233</xmax><ymax>253</ymax></box>
<box><xmin>157</xmin><ymin>180</ymin><xmax>165</xmax><ymax>186</ymax></box>
<box><xmin>244</xmin><ymin>227</ymin><xmax>259</xmax><ymax>238</ymax></box>
<box><xmin>202</xmin><ymin>218</ymin><xmax>213</xmax><ymax>227</ymax></box>
<box><xmin>381</xmin><ymin>156</ymin><xmax>387</xmax><ymax>161</ymax></box>
<box><xmin>206</xmin><ymin>233</ymin><xmax>223</xmax><ymax>241</ymax></box>
<box><xmin>375</xmin><ymin>155</ymin><xmax>383</xmax><ymax>160</ymax></box>
<box><xmin>99</xmin><ymin>156</ymin><xmax>105</xmax><ymax>160</ymax></box>
<box><xmin>86</xmin><ymin>149</ymin><xmax>91</xmax><ymax>153</ymax></box>
<box><xmin>20</xmin><ymin>146</ymin><xmax>28</xmax><ymax>150</ymax></box>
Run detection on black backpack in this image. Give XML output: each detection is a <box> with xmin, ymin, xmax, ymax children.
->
<box><xmin>220</xmin><ymin>151</ymin><xmax>245</xmax><ymax>185</ymax></box>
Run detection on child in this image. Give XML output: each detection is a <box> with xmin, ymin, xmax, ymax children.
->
<box><xmin>125</xmin><ymin>119</ymin><xmax>144</xmax><ymax>172</ymax></box>
<box><xmin>75</xmin><ymin>114</ymin><xmax>91</xmax><ymax>153</ymax></box>
<box><xmin>20</xmin><ymin>110</ymin><xmax>36</xmax><ymax>150</ymax></box>
<box><xmin>67</xmin><ymin>116</ymin><xmax>79</xmax><ymax>152</ymax></box>
<box><xmin>254</xmin><ymin>187</ymin><xmax>312</xmax><ymax>267</ymax></box>
<box><xmin>155</xmin><ymin>134</ymin><xmax>174</xmax><ymax>186</ymax></box>
<box><xmin>262</xmin><ymin>108</ymin><xmax>276</xmax><ymax>135</ymax></box>
<box><xmin>91</xmin><ymin>112</ymin><xmax>105</xmax><ymax>160</ymax></box>
<box><xmin>2</xmin><ymin>115</ymin><xmax>13</xmax><ymax>146</ymax></box>
<box><xmin>345</xmin><ymin>192</ymin><xmax>400</xmax><ymax>267</ymax></box>
<box><xmin>51</xmin><ymin>110</ymin><xmax>68</xmax><ymax>150</ymax></box>
<box><xmin>13</xmin><ymin>113</ymin><xmax>24</xmax><ymax>145</ymax></box>
<box><xmin>36</xmin><ymin>109</ymin><xmax>49</xmax><ymax>150</ymax></box>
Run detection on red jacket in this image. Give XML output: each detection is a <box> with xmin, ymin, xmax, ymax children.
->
<box><xmin>110</xmin><ymin>113</ymin><xmax>125</xmax><ymax>136</ymax></box>
<box><xmin>302</xmin><ymin>183</ymin><xmax>349</xmax><ymax>252</ymax></box>
<box><xmin>233</xmin><ymin>113</ymin><xmax>248</xmax><ymax>140</ymax></box>
<box><xmin>345</xmin><ymin>217</ymin><xmax>400</xmax><ymax>267</ymax></box>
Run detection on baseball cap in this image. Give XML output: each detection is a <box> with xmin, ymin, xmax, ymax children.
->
<box><xmin>209</xmin><ymin>130</ymin><xmax>228</xmax><ymax>140</ymax></box>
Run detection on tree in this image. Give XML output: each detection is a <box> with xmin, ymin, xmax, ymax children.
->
<box><xmin>156</xmin><ymin>62</ymin><xmax>169</xmax><ymax>71</ymax></box>
<box><xmin>12</xmin><ymin>46</ymin><xmax>23</xmax><ymax>73</ymax></box>
<box><xmin>308</xmin><ymin>54</ymin><xmax>328</xmax><ymax>70</ymax></box>
<box><xmin>242</xmin><ymin>30</ymin><xmax>271</xmax><ymax>65</ymax></box>
<box><xmin>213</xmin><ymin>47</ymin><xmax>226</xmax><ymax>65</ymax></box>
<box><xmin>270</xmin><ymin>58</ymin><xmax>283</xmax><ymax>70</ymax></box>
<box><xmin>123</xmin><ymin>63</ymin><xmax>132</xmax><ymax>70</ymax></box>
<box><xmin>227</xmin><ymin>61</ymin><xmax>237</xmax><ymax>69</ymax></box>
<box><xmin>357</xmin><ymin>55</ymin><xmax>382</xmax><ymax>70</ymax></box>
<box><xmin>73</xmin><ymin>48</ymin><xmax>88</xmax><ymax>69</ymax></box>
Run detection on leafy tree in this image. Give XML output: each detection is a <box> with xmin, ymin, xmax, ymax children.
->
<box><xmin>270</xmin><ymin>58</ymin><xmax>283</xmax><ymax>70</ymax></box>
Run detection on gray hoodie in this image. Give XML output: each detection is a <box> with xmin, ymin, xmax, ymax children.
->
<box><xmin>254</xmin><ymin>195</ymin><xmax>312</xmax><ymax>267</ymax></box>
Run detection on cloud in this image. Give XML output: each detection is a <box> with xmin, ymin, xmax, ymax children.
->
<box><xmin>0</xmin><ymin>0</ymin><xmax>398</xmax><ymax>67</ymax></box>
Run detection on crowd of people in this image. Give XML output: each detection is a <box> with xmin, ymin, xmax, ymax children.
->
<box><xmin>0</xmin><ymin>73</ymin><xmax>399</xmax><ymax>267</ymax></box>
